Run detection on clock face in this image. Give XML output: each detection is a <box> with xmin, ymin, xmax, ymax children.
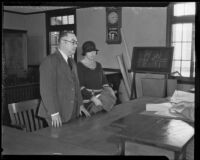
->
<box><xmin>108</xmin><ymin>11</ymin><xmax>119</xmax><ymax>24</ymax></box>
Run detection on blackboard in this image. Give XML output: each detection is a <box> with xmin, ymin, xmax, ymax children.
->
<box><xmin>131</xmin><ymin>47</ymin><xmax>174</xmax><ymax>74</ymax></box>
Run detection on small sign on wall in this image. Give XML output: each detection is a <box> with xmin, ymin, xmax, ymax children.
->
<box><xmin>106</xmin><ymin>7</ymin><xmax>122</xmax><ymax>44</ymax></box>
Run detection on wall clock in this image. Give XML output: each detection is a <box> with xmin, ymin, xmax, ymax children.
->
<box><xmin>106</xmin><ymin>7</ymin><xmax>122</xmax><ymax>44</ymax></box>
<box><xmin>108</xmin><ymin>11</ymin><xmax>119</xmax><ymax>25</ymax></box>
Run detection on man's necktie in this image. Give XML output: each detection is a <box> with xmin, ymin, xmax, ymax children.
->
<box><xmin>68</xmin><ymin>57</ymin><xmax>73</xmax><ymax>70</ymax></box>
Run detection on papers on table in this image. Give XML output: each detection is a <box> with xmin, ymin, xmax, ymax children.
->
<box><xmin>146</xmin><ymin>102</ymin><xmax>173</xmax><ymax>112</ymax></box>
<box><xmin>144</xmin><ymin>102</ymin><xmax>185</xmax><ymax>119</ymax></box>
<box><xmin>145</xmin><ymin>102</ymin><xmax>179</xmax><ymax>118</ymax></box>
<box><xmin>170</xmin><ymin>90</ymin><xmax>194</xmax><ymax>103</ymax></box>
<box><xmin>144</xmin><ymin>90</ymin><xmax>194</xmax><ymax>120</ymax></box>
<box><xmin>169</xmin><ymin>102</ymin><xmax>194</xmax><ymax>122</ymax></box>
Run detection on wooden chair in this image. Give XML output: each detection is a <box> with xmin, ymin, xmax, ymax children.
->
<box><xmin>8</xmin><ymin>99</ymin><xmax>45</xmax><ymax>132</ymax></box>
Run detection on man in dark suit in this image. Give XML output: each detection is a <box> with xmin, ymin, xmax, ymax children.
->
<box><xmin>38</xmin><ymin>31</ymin><xmax>90</xmax><ymax>127</ymax></box>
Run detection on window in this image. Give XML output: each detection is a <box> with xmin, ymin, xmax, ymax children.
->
<box><xmin>46</xmin><ymin>9</ymin><xmax>76</xmax><ymax>59</ymax></box>
<box><xmin>167</xmin><ymin>2</ymin><xmax>195</xmax><ymax>82</ymax></box>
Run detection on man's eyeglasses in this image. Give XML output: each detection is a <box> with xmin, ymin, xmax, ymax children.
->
<box><xmin>62</xmin><ymin>39</ymin><xmax>78</xmax><ymax>45</ymax></box>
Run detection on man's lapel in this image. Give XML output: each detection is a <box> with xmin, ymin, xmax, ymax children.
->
<box><xmin>56</xmin><ymin>50</ymin><xmax>73</xmax><ymax>80</ymax></box>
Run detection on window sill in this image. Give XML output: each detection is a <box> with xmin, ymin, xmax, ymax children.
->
<box><xmin>169</xmin><ymin>76</ymin><xmax>195</xmax><ymax>84</ymax></box>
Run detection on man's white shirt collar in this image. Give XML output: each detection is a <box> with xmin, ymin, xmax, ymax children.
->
<box><xmin>58</xmin><ymin>48</ymin><xmax>69</xmax><ymax>63</ymax></box>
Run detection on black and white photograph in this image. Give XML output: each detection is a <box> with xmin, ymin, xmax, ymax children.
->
<box><xmin>2</xmin><ymin>2</ymin><xmax>197</xmax><ymax>159</ymax></box>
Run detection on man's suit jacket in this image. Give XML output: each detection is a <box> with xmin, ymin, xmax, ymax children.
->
<box><xmin>38</xmin><ymin>50</ymin><xmax>82</xmax><ymax>122</ymax></box>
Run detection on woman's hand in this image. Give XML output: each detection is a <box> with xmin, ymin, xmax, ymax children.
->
<box><xmin>91</xmin><ymin>96</ymin><xmax>103</xmax><ymax>106</ymax></box>
<box><xmin>80</xmin><ymin>105</ymin><xmax>91</xmax><ymax>117</ymax></box>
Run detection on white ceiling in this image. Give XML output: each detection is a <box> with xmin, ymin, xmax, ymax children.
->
<box><xmin>3</xmin><ymin>6</ymin><xmax>74</xmax><ymax>13</ymax></box>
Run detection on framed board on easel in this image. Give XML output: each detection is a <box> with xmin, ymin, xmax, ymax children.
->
<box><xmin>130</xmin><ymin>47</ymin><xmax>174</xmax><ymax>99</ymax></box>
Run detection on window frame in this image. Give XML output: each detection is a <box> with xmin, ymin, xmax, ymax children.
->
<box><xmin>45</xmin><ymin>8</ymin><xmax>77</xmax><ymax>61</ymax></box>
<box><xmin>166</xmin><ymin>2</ymin><xmax>195</xmax><ymax>84</ymax></box>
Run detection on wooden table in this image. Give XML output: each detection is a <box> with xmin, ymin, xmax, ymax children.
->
<box><xmin>2</xmin><ymin>97</ymin><xmax>194</xmax><ymax>156</ymax></box>
<box><xmin>109</xmin><ymin>98</ymin><xmax>194</xmax><ymax>159</ymax></box>
<box><xmin>2</xmin><ymin>96</ymin><xmax>148</xmax><ymax>155</ymax></box>
<box><xmin>31</xmin><ymin>97</ymin><xmax>148</xmax><ymax>155</ymax></box>
<box><xmin>2</xmin><ymin>126</ymin><xmax>106</xmax><ymax>155</ymax></box>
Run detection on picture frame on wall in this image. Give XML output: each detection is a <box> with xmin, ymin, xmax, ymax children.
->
<box><xmin>106</xmin><ymin>7</ymin><xmax>122</xmax><ymax>44</ymax></box>
<box><xmin>3</xmin><ymin>29</ymin><xmax>28</xmax><ymax>76</ymax></box>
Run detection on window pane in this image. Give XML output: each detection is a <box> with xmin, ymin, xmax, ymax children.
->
<box><xmin>68</xmin><ymin>15</ymin><xmax>74</xmax><ymax>24</ymax></box>
<box><xmin>182</xmin><ymin>23</ymin><xmax>192</xmax><ymax>42</ymax></box>
<box><xmin>51</xmin><ymin>17</ymin><xmax>57</xmax><ymax>26</ymax></box>
<box><xmin>174</xmin><ymin>3</ymin><xmax>196</xmax><ymax>16</ymax></box>
<box><xmin>51</xmin><ymin>46</ymin><xmax>57</xmax><ymax>54</ymax></box>
<box><xmin>51</xmin><ymin>17</ymin><xmax>62</xmax><ymax>25</ymax></box>
<box><xmin>182</xmin><ymin>42</ymin><xmax>192</xmax><ymax>60</ymax></box>
<box><xmin>50</xmin><ymin>32</ymin><xmax>59</xmax><ymax>45</ymax></box>
<box><xmin>174</xmin><ymin>3</ymin><xmax>184</xmax><ymax>16</ymax></box>
<box><xmin>181</xmin><ymin>61</ymin><xmax>190</xmax><ymax>77</ymax></box>
<box><xmin>49</xmin><ymin>32</ymin><xmax>59</xmax><ymax>54</ymax></box>
<box><xmin>62</xmin><ymin>30</ymin><xmax>74</xmax><ymax>34</ymax></box>
<box><xmin>172</xmin><ymin>60</ymin><xmax>181</xmax><ymax>73</ymax></box>
<box><xmin>63</xmin><ymin>16</ymin><xmax>68</xmax><ymax>24</ymax></box>
<box><xmin>184</xmin><ymin>3</ymin><xmax>196</xmax><ymax>15</ymax></box>
<box><xmin>56</xmin><ymin>16</ymin><xmax>62</xmax><ymax>25</ymax></box>
<box><xmin>172</xmin><ymin>24</ymin><xmax>182</xmax><ymax>42</ymax></box>
<box><xmin>172</xmin><ymin>42</ymin><xmax>182</xmax><ymax>60</ymax></box>
<box><xmin>171</xmin><ymin>3</ymin><xmax>195</xmax><ymax>78</ymax></box>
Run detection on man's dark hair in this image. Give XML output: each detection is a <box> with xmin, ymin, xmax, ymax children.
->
<box><xmin>58</xmin><ymin>31</ymin><xmax>74</xmax><ymax>43</ymax></box>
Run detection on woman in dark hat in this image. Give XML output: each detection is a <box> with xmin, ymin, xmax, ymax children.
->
<box><xmin>77</xmin><ymin>41</ymin><xmax>116</xmax><ymax>115</ymax></box>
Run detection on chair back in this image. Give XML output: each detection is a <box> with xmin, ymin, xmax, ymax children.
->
<box><xmin>8</xmin><ymin>99</ymin><xmax>45</xmax><ymax>132</ymax></box>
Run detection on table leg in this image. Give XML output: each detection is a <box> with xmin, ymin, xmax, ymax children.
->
<box><xmin>119</xmin><ymin>138</ymin><xmax>125</xmax><ymax>155</ymax></box>
<box><xmin>182</xmin><ymin>146</ymin><xmax>187</xmax><ymax>160</ymax></box>
<box><xmin>175</xmin><ymin>151</ymin><xmax>181</xmax><ymax>160</ymax></box>
<box><xmin>175</xmin><ymin>149</ymin><xmax>186</xmax><ymax>160</ymax></box>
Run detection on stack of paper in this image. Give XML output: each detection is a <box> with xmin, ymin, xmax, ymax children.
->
<box><xmin>144</xmin><ymin>90</ymin><xmax>194</xmax><ymax>120</ymax></box>
<box><xmin>146</xmin><ymin>102</ymin><xmax>173</xmax><ymax>112</ymax></box>
<box><xmin>145</xmin><ymin>102</ymin><xmax>184</xmax><ymax>119</ymax></box>
<box><xmin>170</xmin><ymin>90</ymin><xmax>194</xmax><ymax>103</ymax></box>
<box><xmin>169</xmin><ymin>102</ymin><xmax>194</xmax><ymax>121</ymax></box>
